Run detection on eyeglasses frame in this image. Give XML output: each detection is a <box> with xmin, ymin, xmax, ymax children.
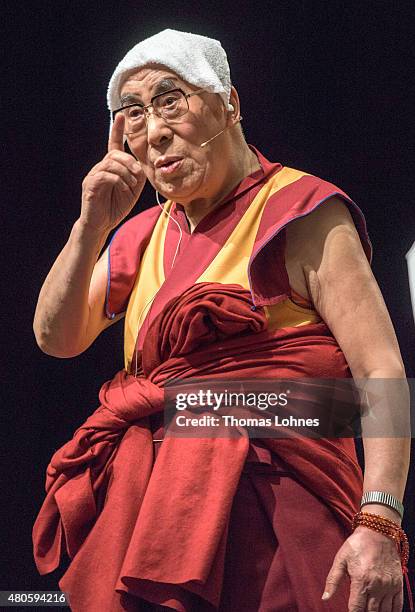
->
<box><xmin>112</xmin><ymin>88</ymin><xmax>207</xmax><ymax>132</ymax></box>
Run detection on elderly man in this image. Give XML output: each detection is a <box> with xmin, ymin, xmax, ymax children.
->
<box><xmin>33</xmin><ymin>29</ymin><xmax>410</xmax><ymax>612</ymax></box>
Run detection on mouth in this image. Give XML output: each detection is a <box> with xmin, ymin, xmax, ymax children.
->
<box><xmin>155</xmin><ymin>156</ymin><xmax>184</xmax><ymax>175</ymax></box>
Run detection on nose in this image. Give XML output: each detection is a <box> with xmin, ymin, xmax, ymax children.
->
<box><xmin>145</xmin><ymin>109</ymin><xmax>173</xmax><ymax>147</ymax></box>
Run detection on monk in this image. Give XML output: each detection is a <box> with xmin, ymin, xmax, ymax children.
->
<box><xmin>32</xmin><ymin>29</ymin><xmax>411</xmax><ymax>612</ymax></box>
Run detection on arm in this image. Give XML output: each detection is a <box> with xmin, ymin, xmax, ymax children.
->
<box><xmin>33</xmin><ymin>230</ymin><xmax>122</xmax><ymax>357</ymax></box>
<box><xmin>289</xmin><ymin>197</ymin><xmax>410</xmax><ymax>509</ymax></box>
<box><xmin>33</xmin><ymin>113</ymin><xmax>146</xmax><ymax>357</ymax></box>
<box><xmin>286</xmin><ymin>197</ymin><xmax>410</xmax><ymax>611</ymax></box>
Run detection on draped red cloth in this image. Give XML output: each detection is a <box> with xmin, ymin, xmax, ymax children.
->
<box><xmin>33</xmin><ymin>283</ymin><xmax>363</xmax><ymax>611</ymax></box>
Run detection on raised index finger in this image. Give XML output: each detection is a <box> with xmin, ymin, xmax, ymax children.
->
<box><xmin>108</xmin><ymin>112</ymin><xmax>125</xmax><ymax>153</ymax></box>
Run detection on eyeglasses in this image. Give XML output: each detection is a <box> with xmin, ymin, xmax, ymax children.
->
<box><xmin>112</xmin><ymin>88</ymin><xmax>206</xmax><ymax>135</ymax></box>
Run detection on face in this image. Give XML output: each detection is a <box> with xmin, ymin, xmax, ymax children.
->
<box><xmin>119</xmin><ymin>65</ymin><xmax>234</xmax><ymax>205</ymax></box>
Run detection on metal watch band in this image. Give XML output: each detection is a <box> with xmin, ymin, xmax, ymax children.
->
<box><xmin>360</xmin><ymin>491</ymin><xmax>404</xmax><ymax>519</ymax></box>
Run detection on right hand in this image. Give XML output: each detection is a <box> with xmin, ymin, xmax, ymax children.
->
<box><xmin>80</xmin><ymin>113</ymin><xmax>146</xmax><ymax>234</ymax></box>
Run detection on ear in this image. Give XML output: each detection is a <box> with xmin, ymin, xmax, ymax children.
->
<box><xmin>227</xmin><ymin>86</ymin><xmax>242</xmax><ymax>125</ymax></box>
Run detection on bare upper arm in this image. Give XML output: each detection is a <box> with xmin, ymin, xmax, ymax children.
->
<box><xmin>84</xmin><ymin>246</ymin><xmax>125</xmax><ymax>346</ymax></box>
<box><xmin>287</xmin><ymin>197</ymin><xmax>405</xmax><ymax>378</ymax></box>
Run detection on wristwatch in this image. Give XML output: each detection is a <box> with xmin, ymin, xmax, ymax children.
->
<box><xmin>360</xmin><ymin>491</ymin><xmax>404</xmax><ymax>519</ymax></box>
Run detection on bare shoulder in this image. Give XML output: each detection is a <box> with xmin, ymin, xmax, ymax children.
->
<box><xmin>285</xmin><ymin>197</ymin><xmax>358</xmax><ymax>259</ymax></box>
<box><xmin>284</xmin><ymin>197</ymin><xmax>405</xmax><ymax>378</ymax></box>
<box><xmin>284</xmin><ymin>196</ymin><xmax>366</xmax><ymax>302</ymax></box>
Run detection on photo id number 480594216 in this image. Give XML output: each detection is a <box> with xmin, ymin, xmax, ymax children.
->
<box><xmin>0</xmin><ymin>591</ymin><xmax>69</xmax><ymax>607</ymax></box>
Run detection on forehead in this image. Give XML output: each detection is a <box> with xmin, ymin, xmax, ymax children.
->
<box><xmin>119</xmin><ymin>64</ymin><xmax>191</xmax><ymax>98</ymax></box>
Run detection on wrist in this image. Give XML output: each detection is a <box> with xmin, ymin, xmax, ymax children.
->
<box><xmin>73</xmin><ymin>218</ymin><xmax>110</xmax><ymax>249</ymax></box>
<box><xmin>352</xmin><ymin>524</ymin><xmax>399</xmax><ymax>543</ymax></box>
<box><xmin>358</xmin><ymin>503</ymin><xmax>402</xmax><ymax>525</ymax></box>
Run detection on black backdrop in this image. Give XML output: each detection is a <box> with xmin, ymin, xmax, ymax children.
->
<box><xmin>3</xmin><ymin>0</ymin><xmax>415</xmax><ymax>606</ymax></box>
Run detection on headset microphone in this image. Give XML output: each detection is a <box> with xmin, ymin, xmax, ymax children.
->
<box><xmin>200</xmin><ymin>116</ymin><xmax>243</xmax><ymax>148</ymax></box>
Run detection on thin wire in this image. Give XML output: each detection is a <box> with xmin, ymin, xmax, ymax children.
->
<box><xmin>132</xmin><ymin>191</ymin><xmax>183</xmax><ymax>376</ymax></box>
<box><xmin>156</xmin><ymin>190</ymin><xmax>183</xmax><ymax>268</ymax></box>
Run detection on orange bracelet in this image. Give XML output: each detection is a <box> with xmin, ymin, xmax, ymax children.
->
<box><xmin>352</xmin><ymin>511</ymin><xmax>409</xmax><ymax>571</ymax></box>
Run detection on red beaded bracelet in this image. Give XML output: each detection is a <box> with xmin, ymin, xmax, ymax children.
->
<box><xmin>352</xmin><ymin>512</ymin><xmax>413</xmax><ymax>611</ymax></box>
<box><xmin>352</xmin><ymin>511</ymin><xmax>409</xmax><ymax>571</ymax></box>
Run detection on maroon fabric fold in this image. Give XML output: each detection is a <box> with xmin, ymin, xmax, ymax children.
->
<box><xmin>33</xmin><ymin>282</ymin><xmax>363</xmax><ymax>611</ymax></box>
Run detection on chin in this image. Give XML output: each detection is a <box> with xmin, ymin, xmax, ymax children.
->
<box><xmin>155</xmin><ymin>177</ymin><xmax>200</xmax><ymax>204</ymax></box>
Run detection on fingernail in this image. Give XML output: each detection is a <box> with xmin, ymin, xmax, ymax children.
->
<box><xmin>133</xmin><ymin>163</ymin><xmax>141</xmax><ymax>172</ymax></box>
<box><xmin>321</xmin><ymin>592</ymin><xmax>330</xmax><ymax>600</ymax></box>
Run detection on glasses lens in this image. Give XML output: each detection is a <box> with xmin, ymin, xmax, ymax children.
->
<box><xmin>155</xmin><ymin>90</ymin><xmax>187</xmax><ymax>120</ymax></box>
<box><xmin>120</xmin><ymin>105</ymin><xmax>145</xmax><ymax>134</ymax></box>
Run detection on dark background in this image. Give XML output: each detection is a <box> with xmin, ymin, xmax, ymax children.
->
<box><xmin>3</xmin><ymin>0</ymin><xmax>415</xmax><ymax>607</ymax></box>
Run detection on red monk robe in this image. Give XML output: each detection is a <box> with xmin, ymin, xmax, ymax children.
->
<box><xmin>33</xmin><ymin>147</ymin><xmax>373</xmax><ymax>611</ymax></box>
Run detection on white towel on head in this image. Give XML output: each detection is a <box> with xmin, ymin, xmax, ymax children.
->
<box><xmin>107</xmin><ymin>28</ymin><xmax>232</xmax><ymax>115</ymax></box>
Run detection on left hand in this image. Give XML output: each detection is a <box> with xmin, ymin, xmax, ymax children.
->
<box><xmin>322</xmin><ymin>526</ymin><xmax>404</xmax><ymax>611</ymax></box>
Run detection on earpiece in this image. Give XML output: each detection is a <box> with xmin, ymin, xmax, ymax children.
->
<box><xmin>228</xmin><ymin>103</ymin><xmax>235</xmax><ymax>112</ymax></box>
